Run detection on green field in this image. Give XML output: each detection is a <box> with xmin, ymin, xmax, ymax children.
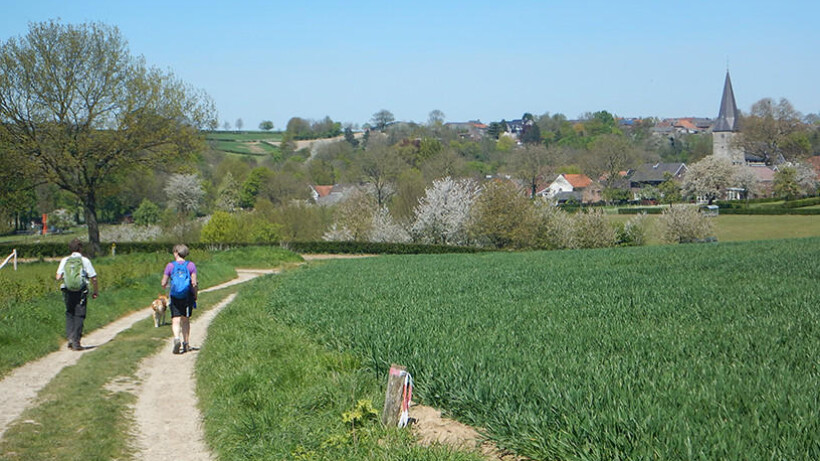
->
<box><xmin>206</xmin><ymin>131</ymin><xmax>283</xmax><ymax>142</ymax></box>
<box><xmin>210</xmin><ymin>139</ymin><xmax>279</xmax><ymax>156</ymax></box>
<box><xmin>206</xmin><ymin>238</ymin><xmax>820</xmax><ymax>459</ymax></box>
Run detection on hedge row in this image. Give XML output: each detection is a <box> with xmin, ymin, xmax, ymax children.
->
<box><xmin>717</xmin><ymin>208</ymin><xmax>820</xmax><ymax>215</ymax></box>
<box><xmin>0</xmin><ymin>240</ymin><xmax>486</xmax><ymax>259</ymax></box>
<box><xmin>283</xmin><ymin>241</ymin><xmax>486</xmax><ymax>255</ymax></box>
<box><xmin>617</xmin><ymin>208</ymin><xmax>665</xmax><ymax>215</ymax></box>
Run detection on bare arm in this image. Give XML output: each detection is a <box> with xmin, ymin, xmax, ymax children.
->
<box><xmin>161</xmin><ymin>274</ymin><xmax>169</xmax><ymax>290</ymax></box>
<box><xmin>90</xmin><ymin>277</ymin><xmax>99</xmax><ymax>298</ymax></box>
<box><xmin>191</xmin><ymin>273</ymin><xmax>198</xmax><ymax>299</ymax></box>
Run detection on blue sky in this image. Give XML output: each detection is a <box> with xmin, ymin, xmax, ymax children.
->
<box><xmin>2</xmin><ymin>0</ymin><xmax>818</xmax><ymax>130</ymax></box>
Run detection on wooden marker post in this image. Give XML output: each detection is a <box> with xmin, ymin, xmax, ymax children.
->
<box><xmin>381</xmin><ymin>364</ymin><xmax>407</xmax><ymax>427</ymax></box>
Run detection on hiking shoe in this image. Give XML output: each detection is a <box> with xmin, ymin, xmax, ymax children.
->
<box><xmin>182</xmin><ymin>342</ymin><xmax>189</xmax><ymax>353</ymax></box>
<box><xmin>67</xmin><ymin>342</ymin><xmax>74</xmax><ymax>350</ymax></box>
<box><xmin>73</xmin><ymin>342</ymin><xmax>84</xmax><ymax>351</ymax></box>
<box><xmin>173</xmin><ymin>338</ymin><xmax>181</xmax><ymax>355</ymax></box>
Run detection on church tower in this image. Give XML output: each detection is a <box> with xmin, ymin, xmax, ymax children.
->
<box><xmin>712</xmin><ymin>71</ymin><xmax>744</xmax><ymax>164</ymax></box>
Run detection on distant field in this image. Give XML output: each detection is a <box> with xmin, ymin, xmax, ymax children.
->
<box><xmin>206</xmin><ymin>131</ymin><xmax>282</xmax><ymax>142</ymax></box>
<box><xmin>210</xmin><ymin>140</ymin><xmax>278</xmax><ymax>156</ymax></box>
<box><xmin>609</xmin><ymin>214</ymin><xmax>820</xmax><ymax>244</ymax></box>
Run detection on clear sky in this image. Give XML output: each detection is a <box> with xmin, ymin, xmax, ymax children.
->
<box><xmin>2</xmin><ymin>0</ymin><xmax>817</xmax><ymax>130</ymax></box>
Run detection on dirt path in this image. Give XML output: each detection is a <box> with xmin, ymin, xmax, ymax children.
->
<box><xmin>0</xmin><ymin>269</ymin><xmax>275</xmax><ymax>440</ymax></box>
<box><xmin>131</xmin><ymin>293</ymin><xmax>237</xmax><ymax>460</ymax></box>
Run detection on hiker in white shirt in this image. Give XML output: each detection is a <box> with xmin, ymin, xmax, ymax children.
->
<box><xmin>55</xmin><ymin>238</ymin><xmax>99</xmax><ymax>351</ymax></box>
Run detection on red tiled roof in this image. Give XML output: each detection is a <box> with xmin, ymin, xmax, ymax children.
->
<box><xmin>313</xmin><ymin>185</ymin><xmax>333</xmax><ymax>197</ymax></box>
<box><xmin>675</xmin><ymin>119</ymin><xmax>698</xmax><ymax>131</ymax></box>
<box><xmin>563</xmin><ymin>174</ymin><xmax>592</xmax><ymax>188</ymax></box>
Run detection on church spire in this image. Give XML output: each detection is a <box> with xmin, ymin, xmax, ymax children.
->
<box><xmin>713</xmin><ymin>71</ymin><xmax>739</xmax><ymax>132</ymax></box>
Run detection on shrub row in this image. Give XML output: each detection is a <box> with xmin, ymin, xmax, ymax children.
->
<box><xmin>0</xmin><ymin>241</ymin><xmax>486</xmax><ymax>259</ymax></box>
<box><xmin>617</xmin><ymin>207</ymin><xmax>665</xmax><ymax>214</ymax></box>
<box><xmin>783</xmin><ymin>196</ymin><xmax>820</xmax><ymax>208</ymax></box>
<box><xmin>284</xmin><ymin>240</ymin><xmax>487</xmax><ymax>255</ymax></box>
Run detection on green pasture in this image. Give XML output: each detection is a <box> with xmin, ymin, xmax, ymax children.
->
<box><xmin>210</xmin><ymin>139</ymin><xmax>279</xmax><ymax>156</ymax></box>
<box><xmin>608</xmin><ymin>213</ymin><xmax>820</xmax><ymax>244</ymax></box>
<box><xmin>216</xmin><ymin>238</ymin><xmax>820</xmax><ymax>460</ymax></box>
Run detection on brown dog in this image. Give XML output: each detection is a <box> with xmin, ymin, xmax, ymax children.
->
<box><xmin>150</xmin><ymin>294</ymin><xmax>169</xmax><ymax>328</ymax></box>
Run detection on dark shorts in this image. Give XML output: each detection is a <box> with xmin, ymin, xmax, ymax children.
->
<box><xmin>169</xmin><ymin>294</ymin><xmax>193</xmax><ymax>318</ymax></box>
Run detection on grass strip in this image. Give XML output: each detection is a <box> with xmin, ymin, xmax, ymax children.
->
<box><xmin>197</xmin><ymin>277</ymin><xmax>484</xmax><ymax>461</ymax></box>
<box><xmin>0</xmin><ymin>288</ymin><xmax>238</xmax><ymax>461</ymax></box>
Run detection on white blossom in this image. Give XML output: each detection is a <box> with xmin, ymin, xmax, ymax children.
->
<box><xmin>369</xmin><ymin>207</ymin><xmax>411</xmax><ymax>243</ymax></box>
<box><xmin>165</xmin><ymin>173</ymin><xmax>205</xmax><ymax>214</ymax></box>
<box><xmin>411</xmin><ymin>177</ymin><xmax>481</xmax><ymax>246</ymax></box>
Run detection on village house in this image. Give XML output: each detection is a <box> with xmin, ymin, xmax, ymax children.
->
<box><xmin>537</xmin><ymin>173</ymin><xmax>601</xmax><ymax>203</ymax></box>
<box><xmin>309</xmin><ymin>184</ymin><xmax>357</xmax><ymax>206</ymax></box>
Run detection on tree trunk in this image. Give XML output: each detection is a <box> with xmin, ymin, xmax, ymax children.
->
<box><xmin>83</xmin><ymin>199</ymin><xmax>101</xmax><ymax>257</ymax></box>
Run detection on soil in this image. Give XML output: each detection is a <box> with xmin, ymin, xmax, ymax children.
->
<box><xmin>0</xmin><ymin>263</ymin><xmax>518</xmax><ymax>460</ymax></box>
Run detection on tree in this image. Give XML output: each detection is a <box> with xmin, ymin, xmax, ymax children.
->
<box><xmin>371</xmin><ymin>109</ymin><xmax>395</xmax><ymax>131</ymax></box>
<box><xmin>0</xmin><ymin>20</ymin><xmax>216</xmax><ymax>254</ymax></box>
<box><xmin>657</xmin><ymin>172</ymin><xmax>683</xmax><ymax>205</ymax></box>
<box><xmin>773</xmin><ymin>166</ymin><xmax>801</xmax><ymax>200</ymax></box>
<box><xmin>235</xmin><ymin>118</ymin><xmax>244</xmax><ymax>132</ymax></box>
<box><xmin>200</xmin><ymin>211</ymin><xmax>241</xmax><ymax>245</ymax></box>
<box><xmin>164</xmin><ymin>174</ymin><xmax>205</xmax><ymax>214</ymax></box>
<box><xmin>469</xmin><ymin>180</ymin><xmax>531</xmax><ymax>248</ymax></box>
<box><xmin>355</xmin><ymin>136</ymin><xmax>406</xmax><ymax>207</ymax></box>
<box><xmin>223</xmin><ymin>121</ymin><xmax>231</xmax><ymax>131</ymax></box>
<box><xmin>682</xmin><ymin>156</ymin><xmax>735</xmax><ymax>203</ymax></box>
<box><xmin>344</xmin><ymin>127</ymin><xmax>359</xmax><ymax>148</ymax></box>
<box><xmin>738</xmin><ymin>98</ymin><xmax>810</xmax><ymax>163</ymax></box>
<box><xmin>259</xmin><ymin>120</ymin><xmax>274</xmax><ymax>131</ymax></box>
<box><xmin>215</xmin><ymin>172</ymin><xmax>240</xmax><ymax>211</ymax></box>
<box><xmin>133</xmin><ymin>199</ymin><xmax>161</xmax><ymax>226</ymax></box>
<box><xmin>239</xmin><ymin>167</ymin><xmax>272</xmax><ymax>208</ymax></box>
<box><xmin>520</xmin><ymin>123</ymin><xmax>542</xmax><ymax>145</ymax></box>
<box><xmin>581</xmin><ymin>134</ymin><xmax>637</xmax><ymax>187</ymax></box>
<box><xmin>511</xmin><ymin>144</ymin><xmax>552</xmax><ymax>199</ymax></box>
<box><xmin>411</xmin><ymin>176</ymin><xmax>480</xmax><ymax>245</ymax></box>
<box><xmin>427</xmin><ymin>109</ymin><xmax>445</xmax><ymax>127</ymax></box>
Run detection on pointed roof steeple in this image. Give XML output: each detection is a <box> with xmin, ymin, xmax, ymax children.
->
<box><xmin>713</xmin><ymin>71</ymin><xmax>739</xmax><ymax>132</ymax></box>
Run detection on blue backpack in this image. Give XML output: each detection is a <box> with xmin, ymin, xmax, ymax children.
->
<box><xmin>169</xmin><ymin>261</ymin><xmax>191</xmax><ymax>298</ymax></box>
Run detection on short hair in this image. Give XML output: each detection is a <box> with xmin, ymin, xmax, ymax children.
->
<box><xmin>173</xmin><ymin>244</ymin><xmax>189</xmax><ymax>258</ymax></box>
<box><xmin>68</xmin><ymin>238</ymin><xmax>83</xmax><ymax>253</ymax></box>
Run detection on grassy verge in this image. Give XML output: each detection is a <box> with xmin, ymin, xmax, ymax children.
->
<box><xmin>0</xmin><ymin>246</ymin><xmax>301</xmax><ymax>379</ymax></box>
<box><xmin>0</xmin><ymin>288</ymin><xmax>240</xmax><ymax>461</ymax></box>
<box><xmin>197</xmin><ymin>278</ymin><xmax>484</xmax><ymax>461</ymax></box>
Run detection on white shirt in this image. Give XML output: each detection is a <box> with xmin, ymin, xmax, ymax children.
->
<box><xmin>56</xmin><ymin>252</ymin><xmax>97</xmax><ymax>289</ymax></box>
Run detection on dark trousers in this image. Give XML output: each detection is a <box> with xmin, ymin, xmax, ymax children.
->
<box><xmin>63</xmin><ymin>289</ymin><xmax>87</xmax><ymax>345</ymax></box>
